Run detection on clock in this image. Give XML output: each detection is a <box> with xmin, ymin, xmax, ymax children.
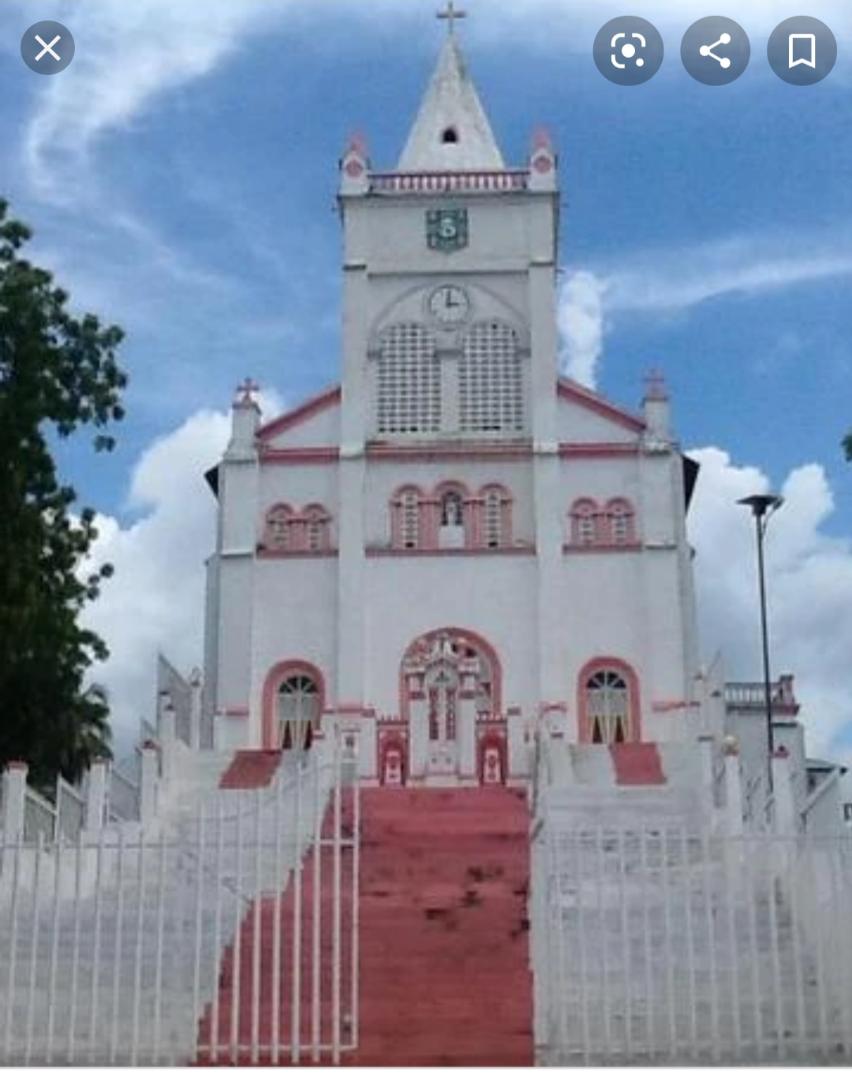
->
<box><xmin>427</xmin><ymin>284</ymin><xmax>471</xmax><ymax>327</ymax></box>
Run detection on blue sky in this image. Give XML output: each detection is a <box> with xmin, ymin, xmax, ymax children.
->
<box><xmin>1</xmin><ymin>0</ymin><xmax>852</xmax><ymax>755</ymax></box>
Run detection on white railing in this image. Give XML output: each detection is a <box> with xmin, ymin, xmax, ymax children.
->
<box><xmin>369</xmin><ymin>168</ymin><xmax>530</xmax><ymax>194</ymax></box>
<box><xmin>107</xmin><ymin>765</ymin><xmax>141</xmax><ymax>824</ymax></box>
<box><xmin>0</xmin><ymin>735</ymin><xmax>359</xmax><ymax>1066</ymax></box>
<box><xmin>55</xmin><ymin>777</ymin><xmax>85</xmax><ymax>844</ymax></box>
<box><xmin>23</xmin><ymin>787</ymin><xmax>55</xmax><ymax>845</ymax></box>
<box><xmin>533</xmin><ymin>822</ymin><xmax>852</xmax><ymax>1065</ymax></box>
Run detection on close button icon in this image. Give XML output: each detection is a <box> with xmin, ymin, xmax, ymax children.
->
<box><xmin>21</xmin><ymin>21</ymin><xmax>75</xmax><ymax>74</ymax></box>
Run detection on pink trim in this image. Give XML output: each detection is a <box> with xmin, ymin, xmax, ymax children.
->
<box><xmin>258</xmin><ymin>549</ymin><xmax>338</xmax><ymax>560</ymax></box>
<box><xmin>222</xmin><ymin>707</ymin><xmax>249</xmax><ymax>718</ymax></box>
<box><xmin>261</xmin><ymin>502</ymin><xmax>333</xmax><ymax>555</ymax></box>
<box><xmin>558</xmin><ymin>443</ymin><xmax>639</xmax><ymax>459</ymax></box>
<box><xmin>603</xmin><ymin>498</ymin><xmax>637</xmax><ymax>545</ymax></box>
<box><xmin>367</xmin><ymin>545</ymin><xmax>535</xmax><ymax>559</ymax></box>
<box><xmin>567</xmin><ymin>497</ymin><xmax>637</xmax><ymax>549</ymax></box>
<box><xmin>368</xmin><ymin>443</ymin><xmax>531</xmax><ymax>461</ymax></box>
<box><xmin>557</xmin><ymin>378</ymin><xmax>645</xmax><ymax>434</ymax></box>
<box><xmin>479</xmin><ymin>484</ymin><xmax>513</xmax><ymax>549</ymax></box>
<box><xmin>390</xmin><ymin>484</ymin><xmax>427</xmax><ymax>550</ymax></box>
<box><xmin>261</xmin><ymin>660</ymin><xmax>326</xmax><ymax>750</ymax></box>
<box><xmin>577</xmin><ymin>657</ymin><xmax>642</xmax><ymax>744</ymax></box>
<box><xmin>257</xmin><ymin>385</ymin><xmax>341</xmax><ymax>441</ymax></box>
<box><xmin>6</xmin><ymin>760</ymin><xmax>28</xmax><ymax>771</ymax></box>
<box><xmin>434</xmin><ymin>479</ymin><xmax>472</xmax><ymax>499</ymax></box>
<box><xmin>563</xmin><ymin>543</ymin><xmax>642</xmax><ymax>555</ymax></box>
<box><xmin>378</xmin><ymin>733</ymin><xmax>408</xmax><ymax>786</ymax></box>
<box><xmin>260</xmin><ymin>447</ymin><xmax>339</xmax><ymax>464</ymax></box>
<box><xmin>478</xmin><ymin>734</ymin><xmax>507</xmax><ymax>786</ymax></box>
<box><xmin>652</xmin><ymin>699</ymin><xmax>701</xmax><ymax>713</ymax></box>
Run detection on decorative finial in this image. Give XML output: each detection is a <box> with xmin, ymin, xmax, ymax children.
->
<box><xmin>644</xmin><ymin>368</ymin><xmax>668</xmax><ymax>402</ymax></box>
<box><xmin>437</xmin><ymin>1</ymin><xmax>467</xmax><ymax>36</ymax></box>
<box><xmin>235</xmin><ymin>377</ymin><xmax>260</xmax><ymax>405</ymax></box>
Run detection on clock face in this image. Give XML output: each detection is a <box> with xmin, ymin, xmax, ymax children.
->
<box><xmin>427</xmin><ymin>284</ymin><xmax>471</xmax><ymax>326</ymax></box>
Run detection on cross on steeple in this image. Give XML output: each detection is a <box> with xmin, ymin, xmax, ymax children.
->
<box><xmin>235</xmin><ymin>377</ymin><xmax>260</xmax><ymax>404</ymax></box>
<box><xmin>437</xmin><ymin>1</ymin><xmax>467</xmax><ymax>36</ymax></box>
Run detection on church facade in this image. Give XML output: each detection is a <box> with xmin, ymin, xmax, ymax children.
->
<box><xmin>202</xmin><ymin>32</ymin><xmax>704</xmax><ymax>786</ymax></box>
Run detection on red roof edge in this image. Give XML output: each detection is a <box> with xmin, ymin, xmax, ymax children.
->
<box><xmin>557</xmin><ymin>377</ymin><xmax>646</xmax><ymax>434</ymax></box>
<box><xmin>257</xmin><ymin>384</ymin><xmax>342</xmax><ymax>442</ymax></box>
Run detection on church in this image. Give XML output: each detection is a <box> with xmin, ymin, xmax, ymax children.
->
<box><xmin>201</xmin><ymin>20</ymin><xmax>703</xmax><ymax>788</ymax></box>
<box><xmin>4</xmin><ymin>11</ymin><xmax>852</xmax><ymax>1070</ymax></box>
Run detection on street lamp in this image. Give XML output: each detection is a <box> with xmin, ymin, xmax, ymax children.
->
<box><xmin>738</xmin><ymin>493</ymin><xmax>784</xmax><ymax>783</ymax></box>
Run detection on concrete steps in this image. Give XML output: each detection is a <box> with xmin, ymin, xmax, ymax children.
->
<box><xmin>346</xmin><ymin>787</ymin><xmax>533</xmax><ymax>1067</ymax></box>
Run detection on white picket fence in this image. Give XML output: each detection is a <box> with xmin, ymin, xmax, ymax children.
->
<box><xmin>0</xmin><ymin>737</ymin><xmax>359</xmax><ymax>1066</ymax></box>
<box><xmin>533</xmin><ymin>823</ymin><xmax>852</xmax><ymax>1065</ymax></box>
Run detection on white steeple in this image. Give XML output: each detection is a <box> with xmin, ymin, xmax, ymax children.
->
<box><xmin>397</xmin><ymin>11</ymin><xmax>505</xmax><ymax>172</ymax></box>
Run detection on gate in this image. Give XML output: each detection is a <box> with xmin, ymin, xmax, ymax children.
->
<box><xmin>0</xmin><ymin>735</ymin><xmax>359</xmax><ymax>1066</ymax></box>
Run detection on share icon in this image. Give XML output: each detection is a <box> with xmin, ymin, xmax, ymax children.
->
<box><xmin>682</xmin><ymin>17</ymin><xmax>749</xmax><ymax>84</ymax></box>
<box><xmin>699</xmin><ymin>32</ymin><xmax>732</xmax><ymax>69</ymax></box>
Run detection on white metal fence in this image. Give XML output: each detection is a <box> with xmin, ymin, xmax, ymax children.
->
<box><xmin>533</xmin><ymin>824</ymin><xmax>852</xmax><ymax>1065</ymax></box>
<box><xmin>0</xmin><ymin>737</ymin><xmax>359</xmax><ymax>1066</ymax></box>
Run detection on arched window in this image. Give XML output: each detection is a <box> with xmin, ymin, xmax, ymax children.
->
<box><xmin>304</xmin><ymin>505</ymin><xmax>331</xmax><ymax>552</ymax></box>
<box><xmin>263</xmin><ymin>503</ymin><xmax>332</xmax><ymax>553</ymax></box>
<box><xmin>460</xmin><ymin>322</ymin><xmax>524</xmax><ymax>434</ymax></box>
<box><xmin>582</xmin><ymin>666</ymin><xmax>638</xmax><ymax>745</ymax></box>
<box><xmin>480</xmin><ymin>485</ymin><xmax>512</xmax><ymax>548</ymax></box>
<box><xmin>606</xmin><ymin>499</ymin><xmax>635</xmax><ymax>546</ymax></box>
<box><xmin>277</xmin><ymin>673</ymin><xmax>320</xmax><ymax>750</ymax></box>
<box><xmin>264</xmin><ymin>504</ymin><xmax>294</xmax><ymax>551</ymax></box>
<box><xmin>391</xmin><ymin>486</ymin><xmax>423</xmax><ymax>550</ymax></box>
<box><xmin>376</xmin><ymin>324</ymin><xmax>441</xmax><ymax>435</ymax></box>
<box><xmin>570</xmin><ymin>499</ymin><xmax>599</xmax><ymax>547</ymax></box>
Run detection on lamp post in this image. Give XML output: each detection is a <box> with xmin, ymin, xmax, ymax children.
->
<box><xmin>738</xmin><ymin>494</ymin><xmax>784</xmax><ymax>785</ymax></box>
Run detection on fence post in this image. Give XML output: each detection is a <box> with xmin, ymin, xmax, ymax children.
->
<box><xmin>140</xmin><ymin>741</ymin><xmax>159</xmax><ymax>824</ymax></box>
<box><xmin>771</xmin><ymin>748</ymin><xmax>797</xmax><ymax>835</ymax></box>
<box><xmin>158</xmin><ymin>695</ymin><xmax>177</xmax><ymax>785</ymax></box>
<box><xmin>84</xmin><ymin>759</ymin><xmax>109</xmax><ymax>832</ymax></box>
<box><xmin>2</xmin><ymin>761</ymin><xmax>28</xmax><ymax>844</ymax></box>
<box><xmin>698</xmin><ymin>734</ymin><xmax>716</xmax><ymax>817</ymax></box>
<box><xmin>189</xmin><ymin>668</ymin><xmax>203</xmax><ymax>751</ymax></box>
<box><xmin>723</xmin><ymin>738</ymin><xmax>743</xmax><ymax>836</ymax></box>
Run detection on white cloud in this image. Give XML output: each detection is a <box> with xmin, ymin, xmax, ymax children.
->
<box><xmin>688</xmin><ymin>447</ymin><xmax>852</xmax><ymax>759</ymax></box>
<box><xmin>606</xmin><ymin>238</ymin><xmax>852</xmax><ymax>315</ymax></box>
<box><xmin>80</xmin><ymin>390</ymin><xmax>283</xmax><ymax>750</ymax></box>
<box><xmin>555</xmin><ymin>230</ymin><xmax>852</xmax><ymax>390</ymax></box>
<box><xmin>558</xmin><ymin>271</ymin><xmax>606</xmax><ymax>387</ymax></box>
<box><xmin>13</xmin><ymin>0</ymin><xmax>851</xmax><ymax>202</ymax></box>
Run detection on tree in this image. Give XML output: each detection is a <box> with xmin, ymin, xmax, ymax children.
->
<box><xmin>844</xmin><ymin>432</ymin><xmax>852</xmax><ymax>462</ymax></box>
<box><xmin>0</xmin><ymin>199</ymin><xmax>127</xmax><ymax>789</ymax></box>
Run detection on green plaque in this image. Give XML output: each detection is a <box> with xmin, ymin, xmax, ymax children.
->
<box><xmin>426</xmin><ymin>208</ymin><xmax>469</xmax><ymax>253</ymax></box>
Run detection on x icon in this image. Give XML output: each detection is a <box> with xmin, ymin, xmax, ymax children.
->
<box><xmin>34</xmin><ymin>34</ymin><xmax>61</xmax><ymax>61</ymax></box>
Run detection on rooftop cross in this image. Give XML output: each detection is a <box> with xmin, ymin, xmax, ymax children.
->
<box><xmin>235</xmin><ymin>377</ymin><xmax>260</xmax><ymax>404</ymax></box>
<box><xmin>437</xmin><ymin>1</ymin><xmax>467</xmax><ymax>36</ymax></box>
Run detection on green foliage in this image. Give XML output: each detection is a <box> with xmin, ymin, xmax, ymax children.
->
<box><xmin>844</xmin><ymin>432</ymin><xmax>852</xmax><ymax>462</ymax></box>
<box><xmin>0</xmin><ymin>198</ymin><xmax>127</xmax><ymax>788</ymax></box>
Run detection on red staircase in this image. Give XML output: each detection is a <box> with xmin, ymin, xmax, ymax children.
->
<box><xmin>218</xmin><ymin>750</ymin><xmax>282</xmax><ymax>789</ymax></box>
<box><xmin>609</xmin><ymin>742</ymin><xmax>666</xmax><ymax>785</ymax></box>
<box><xmin>196</xmin><ymin>785</ymin><xmax>533</xmax><ymax>1067</ymax></box>
<box><xmin>349</xmin><ymin>787</ymin><xmax>533</xmax><ymax>1067</ymax></box>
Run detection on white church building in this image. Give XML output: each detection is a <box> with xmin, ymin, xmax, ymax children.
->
<box><xmin>201</xmin><ymin>29</ymin><xmax>706</xmax><ymax>788</ymax></box>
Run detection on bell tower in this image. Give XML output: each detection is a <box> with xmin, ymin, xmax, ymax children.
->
<box><xmin>333</xmin><ymin>9</ymin><xmax>562</xmax><ymax>714</ymax></box>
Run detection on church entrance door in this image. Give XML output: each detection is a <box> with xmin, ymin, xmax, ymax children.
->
<box><xmin>425</xmin><ymin>661</ymin><xmax>459</xmax><ymax>777</ymax></box>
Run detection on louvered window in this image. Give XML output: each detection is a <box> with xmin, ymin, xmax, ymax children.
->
<box><xmin>460</xmin><ymin>322</ymin><xmax>524</xmax><ymax>434</ymax></box>
<box><xmin>377</xmin><ymin>324</ymin><xmax>441</xmax><ymax>435</ymax></box>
